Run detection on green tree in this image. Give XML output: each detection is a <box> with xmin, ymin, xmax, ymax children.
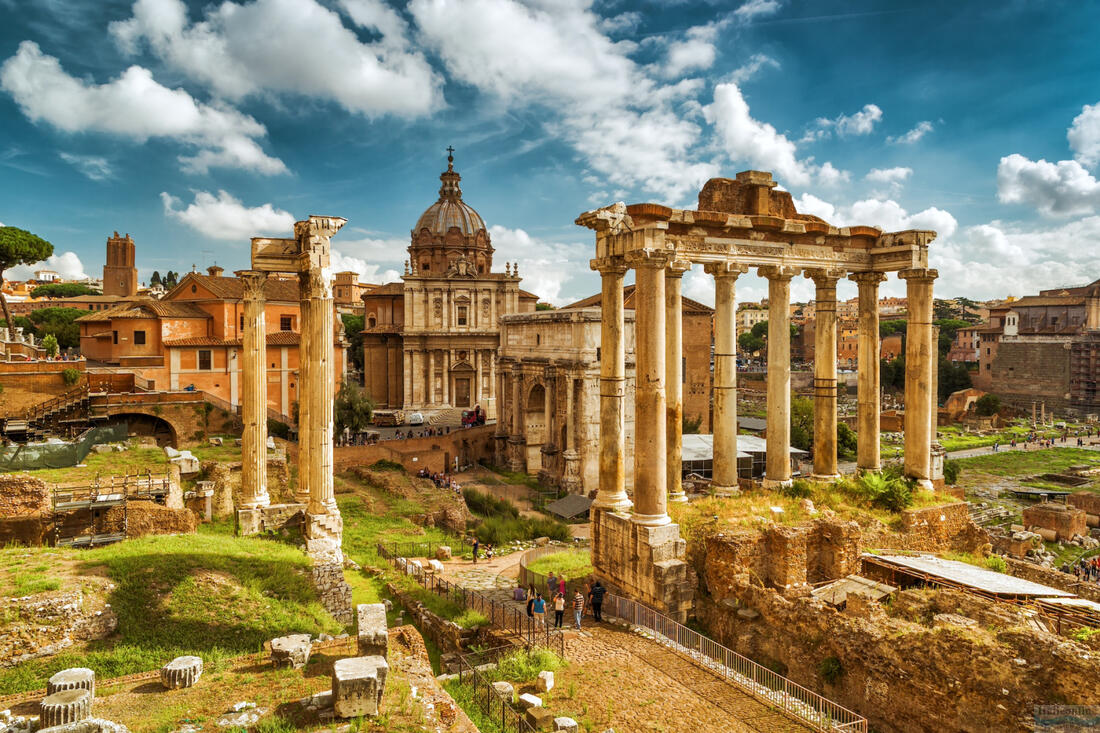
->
<box><xmin>535</xmin><ymin>302</ymin><xmax>555</xmax><ymax>311</ymax></box>
<box><xmin>682</xmin><ymin>414</ymin><xmax>703</xmax><ymax>434</ymax></box>
<box><xmin>150</xmin><ymin>271</ymin><xmax>162</xmax><ymax>287</ymax></box>
<box><xmin>40</xmin><ymin>333</ymin><xmax>59</xmax><ymax>357</ymax></box>
<box><xmin>30</xmin><ymin>283</ymin><xmax>100</xmax><ymax>299</ymax></box>
<box><xmin>0</xmin><ymin>226</ymin><xmax>54</xmax><ymax>331</ymax></box>
<box><xmin>334</xmin><ymin>381</ymin><xmax>375</xmax><ymax>436</ymax></box>
<box><xmin>975</xmin><ymin>393</ymin><xmax>1002</xmax><ymax>417</ymax></box>
<box><xmin>738</xmin><ymin>331</ymin><xmax>765</xmax><ymax>354</ymax></box>
<box><xmin>163</xmin><ymin>271</ymin><xmax>179</xmax><ymax>288</ymax></box>
<box><xmin>880</xmin><ymin>319</ymin><xmax>907</xmax><ymax>337</ymax></box>
<box><xmin>27</xmin><ymin>307</ymin><xmax>85</xmax><ymax>348</ymax></box>
<box><xmin>790</xmin><ymin>395</ymin><xmax>814</xmax><ymax>452</ymax></box>
<box><xmin>938</xmin><ymin>358</ymin><xmax>972</xmax><ymax>400</ymax></box>
<box><xmin>837</xmin><ymin>422</ymin><xmax>858</xmax><ymax>461</ymax></box>
<box><xmin>340</xmin><ymin>313</ymin><xmax>365</xmax><ymax>375</ymax></box>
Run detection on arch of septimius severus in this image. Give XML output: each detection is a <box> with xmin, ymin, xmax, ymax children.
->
<box><xmin>578</xmin><ymin>171</ymin><xmax>941</xmax><ymax>621</ymax></box>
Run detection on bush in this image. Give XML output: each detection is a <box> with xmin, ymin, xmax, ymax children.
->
<box><xmin>463</xmin><ymin>487</ymin><xmax>519</xmax><ymax>519</ymax></box>
<box><xmin>267</xmin><ymin>419</ymin><xmax>290</xmax><ymax>439</ymax></box>
<box><xmin>818</xmin><ymin>655</ymin><xmax>844</xmax><ymax>685</ymax></box>
<box><xmin>984</xmin><ymin>555</ymin><xmax>1008</xmax><ymax>573</ymax></box>
<box><xmin>943</xmin><ymin>459</ymin><xmax>960</xmax><ymax>485</ymax></box>
<box><xmin>778</xmin><ymin>479</ymin><xmax>813</xmax><ymax>499</ymax></box>
<box><xmin>473</xmin><ymin>515</ymin><xmax>571</xmax><ymax>545</ymax></box>
<box><xmin>61</xmin><ymin>368</ymin><xmax>80</xmax><ymax>386</ymax></box>
<box><xmin>370</xmin><ymin>459</ymin><xmax>405</xmax><ymax>473</ymax></box>
<box><xmin>975</xmin><ymin>393</ymin><xmax>1002</xmax><ymax>417</ymax></box>
<box><xmin>840</xmin><ymin>470</ymin><xmax>915</xmax><ymax>513</ymax></box>
<box><xmin>40</xmin><ymin>333</ymin><xmax>58</xmax><ymax>357</ymax></box>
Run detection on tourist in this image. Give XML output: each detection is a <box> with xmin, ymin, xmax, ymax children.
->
<box><xmin>485</xmin><ymin>543</ymin><xmax>494</xmax><ymax>560</ymax></box>
<box><xmin>558</xmin><ymin>574</ymin><xmax>566</xmax><ymax>597</ymax></box>
<box><xmin>472</xmin><ymin>538</ymin><xmax>479</xmax><ymax>565</ymax></box>
<box><xmin>589</xmin><ymin>579</ymin><xmax>607</xmax><ymax>622</ymax></box>
<box><xmin>547</xmin><ymin>571</ymin><xmax>557</xmax><ymax>599</ymax></box>
<box><xmin>526</xmin><ymin>585</ymin><xmax>537</xmax><ymax>617</ymax></box>
<box><xmin>572</xmin><ymin>589</ymin><xmax>585</xmax><ymax>630</ymax></box>
<box><xmin>553</xmin><ymin>592</ymin><xmax>566</xmax><ymax>628</ymax></box>
<box><xmin>533</xmin><ymin>592</ymin><xmax>546</xmax><ymax>624</ymax></box>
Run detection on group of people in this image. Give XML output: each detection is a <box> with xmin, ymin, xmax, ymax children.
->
<box><xmin>417</xmin><ymin>468</ymin><xmax>461</xmax><ymax>495</ymax></box>
<box><xmin>394</xmin><ymin>426</ymin><xmax>449</xmax><ymax>440</ymax></box>
<box><xmin>520</xmin><ymin>573</ymin><xmax>607</xmax><ymax>631</ymax></box>
<box><xmin>470</xmin><ymin>538</ymin><xmax>494</xmax><ymax>563</ymax></box>
<box><xmin>993</xmin><ymin>430</ymin><xmax>1096</xmax><ymax>452</ymax></box>
<box><xmin>1064</xmin><ymin>556</ymin><xmax>1100</xmax><ymax>583</ymax></box>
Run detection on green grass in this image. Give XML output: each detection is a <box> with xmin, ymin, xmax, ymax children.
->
<box><xmin>483</xmin><ymin>463</ymin><xmax>542</xmax><ymax>491</ymax></box>
<box><xmin>443</xmin><ymin>679</ymin><xmax>506</xmax><ymax>733</ymax></box>
<box><xmin>942</xmin><ymin>551</ymin><xmax>1008</xmax><ymax>573</ymax></box>
<box><xmin>0</xmin><ymin>525</ymin><xmax>341</xmax><ymax>695</ymax></box>
<box><xmin>526</xmin><ymin>549</ymin><xmax>593</xmax><ymax>580</ymax></box>
<box><xmin>954</xmin><ymin>447</ymin><xmax>1100</xmax><ymax>477</ymax></box>
<box><xmin>7</xmin><ymin>572</ymin><xmax>60</xmax><ymax>597</ymax></box>
<box><xmin>30</xmin><ymin>445</ymin><xmax>170</xmax><ymax>483</ymax></box>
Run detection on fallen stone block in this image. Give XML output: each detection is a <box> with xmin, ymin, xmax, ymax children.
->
<box><xmin>491</xmin><ymin>681</ymin><xmax>514</xmax><ymax>701</ymax></box>
<box><xmin>435</xmin><ymin>545</ymin><xmax>452</xmax><ymax>560</ymax></box>
<box><xmin>428</xmin><ymin>559</ymin><xmax>445</xmax><ymax>575</ymax></box>
<box><xmin>161</xmin><ymin>656</ymin><xmax>203</xmax><ymax>689</ymax></box>
<box><xmin>525</xmin><ymin>706</ymin><xmax>555</xmax><ymax>730</ymax></box>
<box><xmin>554</xmin><ymin>717</ymin><xmax>579</xmax><ymax>733</ymax></box>
<box><xmin>271</xmin><ymin>634</ymin><xmax>313</xmax><ymax>669</ymax></box>
<box><xmin>536</xmin><ymin>670</ymin><xmax>554</xmax><ymax>692</ymax></box>
<box><xmin>208</xmin><ymin>437</ymin><xmax>223</xmax><ymax>446</ymax></box>
<box><xmin>405</xmin><ymin>559</ymin><xmax>423</xmax><ymax>575</ymax></box>
<box><xmin>37</xmin><ymin>718</ymin><xmax>130</xmax><ymax>733</ymax></box>
<box><xmin>356</xmin><ymin>603</ymin><xmax>388</xmax><ymax>658</ymax></box>
<box><xmin>48</xmin><ymin>668</ymin><xmax>95</xmax><ymax>699</ymax></box>
<box><xmin>517</xmin><ymin>693</ymin><xmax>542</xmax><ymax>710</ymax></box>
<box><xmin>216</xmin><ymin>703</ymin><xmax>265</xmax><ymax>728</ymax></box>
<box><xmin>332</xmin><ymin>655</ymin><xmax>388</xmax><ymax>719</ymax></box>
<box><xmin>40</xmin><ymin>689</ymin><xmax>92</xmax><ymax>727</ymax></box>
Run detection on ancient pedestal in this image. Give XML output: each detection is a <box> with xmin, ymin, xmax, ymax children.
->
<box><xmin>47</xmin><ymin>668</ymin><xmax>95</xmax><ymax>699</ymax></box>
<box><xmin>271</xmin><ymin>633</ymin><xmax>312</xmax><ymax>669</ymax></box>
<box><xmin>40</xmin><ymin>689</ymin><xmax>92</xmax><ymax>727</ymax></box>
<box><xmin>332</xmin><ymin>656</ymin><xmax>389</xmax><ymax>718</ymax></box>
<box><xmin>160</xmin><ymin>656</ymin><xmax>203</xmax><ymax>689</ymax></box>
<box><xmin>357</xmin><ymin>603</ymin><xmax>388</xmax><ymax>657</ymax></box>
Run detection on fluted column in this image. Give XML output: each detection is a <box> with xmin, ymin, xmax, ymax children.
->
<box><xmin>302</xmin><ymin>268</ymin><xmax>337</xmax><ymax>515</ymax></box>
<box><xmin>901</xmin><ymin>268</ymin><xmax>938</xmax><ymax>487</ymax></box>
<box><xmin>807</xmin><ymin>269</ymin><xmax>844</xmax><ymax>478</ymax></box>
<box><xmin>296</xmin><ymin>275</ymin><xmax>313</xmax><ymax>506</ymax></box>
<box><xmin>428</xmin><ymin>350</ymin><xmax>436</xmax><ymax>405</ymax></box>
<box><xmin>665</xmin><ymin>259</ymin><xmax>690</xmax><ymax>503</ymax></box>
<box><xmin>591</xmin><ymin>257</ymin><xmax>631</xmax><ymax>512</ymax></box>
<box><xmin>705</xmin><ymin>262</ymin><xmax>746</xmax><ymax>496</ymax></box>
<box><xmin>851</xmin><ymin>272</ymin><xmax>886</xmax><ymax>470</ymax></box>
<box><xmin>237</xmin><ymin>270</ymin><xmax>269</xmax><ymax>508</ymax></box>
<box><xmin>760</xmin><ymin>266</ymin><xmax>798</xmax><ymax>486</ymax></box>
<box><xmin>629</xmin><ymin>251</ymin><xmax>670</xmax><ymax>526</ymax></box>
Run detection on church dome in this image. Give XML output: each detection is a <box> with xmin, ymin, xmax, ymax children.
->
<box><xmin>409</xmin><ymin>151</ymin><xmax>493</xmax><ymax>276</ymax></box>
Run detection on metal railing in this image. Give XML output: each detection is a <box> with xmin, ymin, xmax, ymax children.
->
<box><xmin>454</xmin><ymin>647</ymin><xmax>538</xmax><ymax>733</ymax></box>
<box><xmin>601</xmin><ymin>593</ymin><xmax>868</xmax><ymax>733</ymax></box>
<box><xmin>377</xmin><ymin>542</ymin><xmax>565</xmax><ymax>657</ymax></box>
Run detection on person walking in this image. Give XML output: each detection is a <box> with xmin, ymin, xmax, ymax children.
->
<box><xmin>472</xmin><ymin>538</ymin><xmax>479</xmax><ymax>565</ymax></box>
<box><xmin>533</xmin><ymin>593</ymin><xmax>546</xmax><ymax>625</ymax></box>
<box><xmin>526</xmin><ymin>585</ymin><xmax>536</xmax><ymax>618</ymax></box>
<box><xmin>547</xmin><ymin>571</ymin><xmax>557</xmax><ymax>600</ymax></box>
<box><xmin>553</xmin><ymin>592</ymin><xmax>565</xmax><ymax>628</ymax></box>
<box><xmin>572</xmin><ymin>588</ymin><xmax>585</xmax><ymax>630</ymax></box>
<box><xmin>589</xmin><ymin>579</ymin><xmax>607</xmax><ymax>622</ymax></box>
<box><xmin>558</xmin><ymin>574</ymin><xmax>567</xmax><ymax>597</ymax></box>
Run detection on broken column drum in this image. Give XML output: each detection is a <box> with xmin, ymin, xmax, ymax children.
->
<box><xmin>575</xmin><ymin>172</ymin><xmax>939</xmax><ymax>620</ymax></box>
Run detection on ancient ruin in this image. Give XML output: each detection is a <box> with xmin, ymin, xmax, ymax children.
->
<box><xmin>578</xmin><ymin>170</ymin><xmax>941</xmax><ymax>619</ymax></box>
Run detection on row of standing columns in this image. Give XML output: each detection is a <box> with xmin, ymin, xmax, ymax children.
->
<box><xmin>592</xmin><ymin>254</ymin><xmax>940</xmax><ymax>524</ymax></box>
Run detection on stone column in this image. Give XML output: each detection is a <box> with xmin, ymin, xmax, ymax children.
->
<box><xmin>806</xmin><ymin>269</ymin><xmax>844</xmax><ymax>478</ymax></box>
<box><xmin>402</xmin><ymin>350</ymin><xmax>412</xmax><ymax>409</ymax></box>
<box><xmin>705</xmin><ymin>262</ymin><xmax>746</xmax><ymax>496</ymax></box>
<box><xmin>591</xmin><ymin>258</ymin><xmax>632</xmax><ymax>512</ymax></box>
<box><xmin>507</xmin><ymin>366</ymin><xmax>525</xmax><ymax>472</ymax></box>
<box><xmin>302</xmin><ymin>268</ymin><xmax>337</xmax><ymax>516</ymax></box>
<box><xmin>237</xmin><ymin>270</ymin><xmax>270</xmax><ymax>508</ymax></box>
<box><xmin>428</xmin><ymin>350</ymin><xmax>436</xmax><ymax>405</ymax></box>
<box><xmin>630</xmin><ymin>252</ymin><xmax>670</xmax><ymax>526</ymax></box>
<box><xmin>665</xmin><ymin>259</ymin><xmax>690</xmax><ymax>503</ymax></box>
<box><xmin>442</xmin><ymin>350</ymin><xmax>450</xmax><ymax>405</ymax></box>
<box><xmin>296</xmin><ymin>275</ymin><xmax>313</xmax><ymax>506</ymax></box>
<box><xmin>900</xmin><ymin>268</ymin><xmax>938</xmax><ymax>487</ymax></box>
<box><xmin>850</xmin><ymin>272</ymin><xmax>886</xmax><ymax>471</ymax></box>
<box><xmin>760</xmin><ymin>266</ymin><xmax>798</xmax><ymax>486</ymax></box>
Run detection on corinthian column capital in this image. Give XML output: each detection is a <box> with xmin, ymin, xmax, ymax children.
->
<box><xmin>300</xmin><ymin>267</ymin><xmax>332</xmax><ymax>299</ymax></box>
<box><xmin>624</xmin><ymin>248</ymin><xmax>673</xmax><ymax>270</ymax></box>
<box><xmin>703</xmin><ymin>261</ymin><xmax>749</xmax><ymax>280</ymax></box>
<box><xmin>666</xmin><ymin>257</ymin><xmax>692</xmax><ymax>277</ymax></box>
<box><xmin>849</xmin><ymin>271</ymin><xmax>887</xmax><ymax>286</ymax></box>
<box><xmin>235</xmin><ymin>270</ymin><xmax>268</xmax><ymax>301</ymax></box>
<box><xmin>804</xmin><ymin>267</ymin><xmax>846</xmax><ymax>288</ymax></box>
<box><xmin>590</xmin><ymin>256</ymin><xmax>628</xmax><ymax>276</ymax></box>
<box><xmin>898</xmin><ymin>267</ymin><xmax>939</xmax><ymax>283</ymax></box>
<box><xmin>758</xmin><ymin>265</ymin><xmax>799</xmax><ymax>282</ymax></box>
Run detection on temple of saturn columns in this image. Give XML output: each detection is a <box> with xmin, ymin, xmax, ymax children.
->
<box><xmin>235</xmin><ymin>215</ymin><xmax>353</xmax><ymax>623</ymax></box>
<box><xmin>577</xmin><ymin>171</ymin><xmax>942</xmax><ymax>620</ymax></box>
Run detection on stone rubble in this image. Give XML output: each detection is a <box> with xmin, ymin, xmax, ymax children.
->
<box><xmin>40</xmin><ymin>689</ymin><xmax>92</xmax><ymax>727</ymax></box>
<box><xmin>332</xmin><ymin>655</ymin><xmax>388</xmax><ymax>719</ymax></box>
<box><xmin>270</xmin><ymin>633</ymin><xmax>312</xmax><ymax>669</ymax></box>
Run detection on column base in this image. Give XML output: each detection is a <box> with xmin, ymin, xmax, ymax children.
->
<box><xmin>811</xmin><ymin>474</ymin><xmax>841</xmax><ymax>482</ymax></box>
<box><xmin>668</xmin><ymin>491</ymin><xmax>689</xmax><ymax>503</ymax></box>
<box><xmin>631</xmin><ymin>511</ymin><xmax>671</xmax><ymax>527</ymax></box>
<box><xmin>913</xmin><ymin>478</ymin><xmax>934</xmax><ymax>490</ymax></box>
<box><xmin>762</xmin><ymin>477</ymin><xmax>793</xmax><ymax>489</ymax></box>
<box><xmin>710</xmin><ymin>484</ymin><xmax>740</xmax><ymax>498</ymax></box>
<box><xmin>592</xmin><ymin>494</ymin><xmax>633</xmax><ymax>513</ymax></box>
<box><xmin>856</xmin><ymin>463</ymin><xmax>882</xmax><ymax>473</ymax></box>
<box><xmin>239</xmin><ymin>496</ymin><xmax>271</xmax><ymax>510</ymax></box>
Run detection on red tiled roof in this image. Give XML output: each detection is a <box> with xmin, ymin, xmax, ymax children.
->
<box><xmin>166</xmin><ymin>273</ymin><xmax>301</xmax><ymax>302</ymax></box>
<box><xmin>75</xmin><ymin>299</ymin><xmax>211</xmax><ymax>323</ymax></box>
<box><xmin>162</xmin><ymin>331</ymin><xmax>332</xmax><ymax>348</ymax></box>
<box><xmin>564</xmin><ymin>285</ymin><xmax>714</xmax><ymax>314</ymax></box>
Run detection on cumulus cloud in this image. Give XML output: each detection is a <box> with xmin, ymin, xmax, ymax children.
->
<box><xmin>9</xmin><ymin>251</ymin><xmax>88</xmax><ymax>281</ymax></box>
<box><xmin>661</xmin><ymin>23</ymin><xmax>722</xmax><ymax>78</ymax></box>
<box><xmin>705</xmin><ymin>82</ymin><xmax>812</xmax><ymax>186</ymax></box>
<box><xmin>598</xmin><ymin>11</ymin><xmax>641</xmax><ymax>34</ymax></box>
<box><xmin>792</xmin><ymin>192</ymin><xmax>836</xmax><ymax>222</ymax></box>
<box><xmin>161</xmin><ymin>190</ymin><xmax>294</xmax><ymax>241</ymax></box>
<box><xmin>734</xmin><ymin>0</ymin><xmax>782</xmax><ymax>21</ymax></box>
<box><xmin>728</xmin><ymin>53</ymin><xmax>780</xmax><ymax>84</ymax></box>
<box><xmin>58</xmin><ymin>152</ymin><xmax>113</xmax><ymax>181</ymax></box>
<box><xmin>887</xmin><ymin>120</ymin><xmax>933</xmax><ymax>145</ymax></box>
<box><xmin>329</xmin><ymin>248</ymin><xmax>400</xmax><ymax>285</ymax></box>
<box><xmin>109</xmin><ymin>0</ymin><xmax>441</xmax><ymax>118</ymax></box>
<box><xmin>816</xmin><ymin>161</ymin><xmax>850</xmax><ymax>187</ymax></box>
<box><xmin>997</xmin><ymin>153</ymin><xmax>1100</xmax><ymax>217</ymax></box>
<box><xmin>488</xmin><ymin>225</ymin><xmax>593</xmax><ymax>306</ymax></box>
<box><xmin>1069</xmin><ymin>102</ymin><xmax>1100</xmax><ymax>168</ymax></box>
<box><xmin>865</xmin><ymin>166</ymin><xmax>912</xmax><ymax>185</ymax></box>
<box><xmin>0</xmin><ymin>41</ymin><xmax>285</xmax><ymax>175</ymax></box>
<box><xmin>805</xmin><ymin>103</ymin><xmax>882</xmax><ymax>141</ymax></box>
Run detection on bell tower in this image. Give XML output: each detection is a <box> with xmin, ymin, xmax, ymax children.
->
<box><xmin>103</xmin><ymin>231</ymin><xmax>138</xmax><ymax>297</ymax></box>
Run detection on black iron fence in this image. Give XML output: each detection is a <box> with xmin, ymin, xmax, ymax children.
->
<box><xmin>453</xmin><ymin>646</ymin><xmax>538</xmax><ymax>733</ymax></box>
<box><xmin>377</xmin><ymin>542</ymin><xmax>566</xmax><ymax>657</ymax></box>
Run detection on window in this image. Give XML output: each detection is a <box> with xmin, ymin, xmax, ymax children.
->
<box><xmin>240</xmin><ymin>315</ymin><xmax>244</xmax><ymax>330</ymax></box>
<box><xmin>191</xmin><ymin>284</ymin><xmax>197</xmax><ymax>293</ymax></box>
<box><xmin>367</xmin><ymin>315</ymin><xmax>376</xmax><ymax>328</ymax></box>
<box><xmin>280</xmin><ymin>315</ymin><xmax>293</xmax><ymax>331</ymax></box>
<box><xmin>421</xmin><ymin>261</ymin><xmax>430</xmax><ymax>271</ymax></box>
<box><xmin>198</xmin><ymin>350</ymin><xmax>212</xmax><ymax>370</ymax></box>
<box><xmin>457</xmin><ymin>306</ymin><xmax>468</xmax><ymax>326</ymax></box>
<box><xmin>985</xmin><ymin>363</ymin><xmax>990</xmax><ymax>371</ymax></box>
<box><xmin>134</xmin><ymin>330</ymin><xmax>146</xmax><ymax>345</ymax></box>
<box><xmin>112</xmin><ymin>330</ymin><xmax>118</xmax><ymax>345</ymax></box>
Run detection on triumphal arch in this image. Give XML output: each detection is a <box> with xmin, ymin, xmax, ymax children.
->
<box><xmin>578</xmin><ymin>171</ymin><xmax>940</xmax><ymax>620</ymax></box>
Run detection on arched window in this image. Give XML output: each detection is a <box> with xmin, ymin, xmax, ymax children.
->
<box><xmin>367</xmin><ymin>315</ymin><xmax>376</xmax><ymax>328</ymax></box>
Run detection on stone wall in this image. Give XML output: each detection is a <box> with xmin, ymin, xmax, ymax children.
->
<box><xmin>386</xmin><ymin>581</ymin><xmax>481</xmax><ymax>654</ymax></box>
<box><xmin>312</xmin><ymin>562</ymin><xmax>353</xmax><ymax>625</ymax></box>
<box><xmin>0</xmin><ymin>474</ymin><xmax>50</xmax><ymax>516</ymax></box>
<box><xmin>1</xmin><ymin>584</ymin><xmax>118</xmax><ymax>667</ymax></box>
<box><xmin>102</xmin><ymin>501</ymin><xmax>196</xmax><ymax>537</ymax></box>
<box><xmin>1068</xmin><ymin>491</ymin><xmax>1100</xmax><ymax>518</ymax></box>
<box><xmin>1022</xmin><ymin>502</ymin><xmax>1088</xmax><ymax>541</ymax></box>
<box><xmin>1004</xmin><ymin>557</ymin><xmax>1100</xmax><ymax>603</ymax></box>
<box><xmin>992</xmin><ymin>339</ymin><xmax>1074</xmax><ymax>413</ymax></box>
<box><xmin>863</xmin><ymin>502</ymin><xmax>989</xmax><ymax>554</ymax></box>
<box><xmin>327</xmin><ymin>424</ymin><xmax>498</xmax><ymax>475</ymax></box>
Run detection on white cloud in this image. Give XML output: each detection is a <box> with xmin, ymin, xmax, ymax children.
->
<box><xmin>840</xmin><ymin>198</ymin><xmax>957</xmax><ymax>240</ymax></box>
<box><xmin>865</xmin><ymin>166</ymin><xmax>912</xmax><ymax>185</ymax></box>
<box><xmin>816</xmin><ymin>161</ymin><xmax>850</xmax><ymax>187</ymax></box>
<box><xmin>488</xmin><ymin>225</ymin><xmax>593</xmax><ymax>306</ymax></box>
<box><xmin>887</xmin><ymin>120</ymin><xmax>933</xmax><ymax>145</ymax></box>
<box><xmin>58</xmin><ymin>152</ymin><xmax>112</xmax><ymax>181</ymax></box>
<box><xmin>599</xmin><ymin>11</ymin><xmax>641</xmax><ymax>34</ymax></box>
<box><xmin>734</xmin><ymin>0</ymin><xmax>782</xmax><ymax>21</ymax></box>
<box><xmin>728</xmin><ymin>53</ymin><xmax>779</xmax><ymax>84</ymax></box>
<box><xmin>792</xmin><ymin>193</ymin><xmax>835</xmax><ymax>222</ymax></box>
<box><xmin>0</xmin><ymin>41</ymin><xmax>285</xmax><ymax>175</ymax></box>
<box><xmin>996</xmin><ymin>153</ymin><xmax>1100</xmax><ymax>217</ymax></box>
<box><xmin>662</xmin><ymin>23</ymin><xmax>721</xmax><ymax>78</ymax></box>
<box><xmin>161</xmin><ymin>190</ymin><xmax>294</xmax><ymax>241</ymax></box>
<box><xmin>1069</xmin><ymin>102</ymin><xmax>1100</xmax><ymax>169</ymax></box>
<box><xmin>806</xmin><ymin>103</ymin><xmax>882</xmax><ymax>141</ymax></box>
<box><xmin>705</xmin><ymin>82</ymin><xmax>812</xmax><ymax>186</ymax></box>
<box><xmin>109</xmin><ymin>0</ymin><xmax>441</xmax><ymax>118</ymax></box>
<box><xmin>9</xmin><ymin>251</ymin><xmax>88</xmax><ymax>281</ymax></box>
<box><xmin>329</xmin><ymin>249</ymin><xmax>400</xmax><ymax>285</ymax></box>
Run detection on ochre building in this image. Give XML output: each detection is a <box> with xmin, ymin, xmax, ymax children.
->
<box><xmin>361</xmin><ymin>154</ymin><xmax>537</xmax><ymax>418</ymax></box>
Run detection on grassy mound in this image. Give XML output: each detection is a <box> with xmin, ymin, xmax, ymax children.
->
<box><xmin>526</xmin><ymin>549</ymin><xmax>593</xmax><ymax>579</ymax></box>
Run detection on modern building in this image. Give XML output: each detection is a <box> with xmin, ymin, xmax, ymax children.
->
<box><xmin>361</xmin><ymin>153</ymin><xmax>538</xmax><ymax>418</ymax></box>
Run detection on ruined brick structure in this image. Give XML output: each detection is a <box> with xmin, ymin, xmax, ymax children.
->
<box><xmin>1022</xmin><ymin>501</ymin><xmax>1088</xmax><ymax>541</ymax></box>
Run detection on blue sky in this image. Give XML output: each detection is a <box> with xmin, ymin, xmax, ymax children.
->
<box><xmin>1</xmin><ymin>0</ymin><xmax>1099</xmax><ymax>306</ymax></box>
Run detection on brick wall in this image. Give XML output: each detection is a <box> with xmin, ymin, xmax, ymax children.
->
<box><xmin>327</xmin><ymin>424</ymin><xmax>498</xmax><ymax>474</ymax></box>
<box><xmin>1022</xmin><ymin>502</ymin><xmax>1088</xmax><ymax>541</ymax></box>
<box><xmin>992</xmin><ymin>340</ymin><xmax>1073</xmax><ymax>412</ymax></box>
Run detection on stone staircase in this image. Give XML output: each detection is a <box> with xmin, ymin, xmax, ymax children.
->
<box><xmin>428</xmin><ymin>408</ymin><xmax>463</xmax><ymax>426</ymax></box>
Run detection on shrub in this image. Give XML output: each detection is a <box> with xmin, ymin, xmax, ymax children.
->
<box><xmin>778</xmin><ymin>479</ymin><xmax>813</xmax><ymax>499</ymax></box>
<box><xmin>975</xmin><ymin>393</ymin><xmax>1002</xmax><ymax>417</ymax></box>
<box><xmin>984</xmin><ymin>555</ymin><xmax>1008</xmax><ymax>573</ymax></box>
<box><xmin>473</xmin><ymin>515</ymin><xmax>570</xmax><ymax>545</ymax></box>
<box><xmin>818</xmin><ymin>655</ymin><xmax>844</xmax><ymax>685</ymax></box>
<box><xmin>61</xmin><ymin>368</ymin><xmax>80</xmax><ymax>386</ymax></box>
<box><xmin>943</xmin><ymin>459</ymin><xmax>960</xmax><ymax>485</ymax></box>
<box><xmin>41</xmin><ymin>334</ymin><xmax>58</xmax><ymax>357</ymax></box>
<box><xmin>370</xmin><ymin>459</ymin><xmax>405</xmax><ymax>473</ymax></box>
<box><xmin>463</xmin><ymin>487</ymin><xmax>519</xmax><ymax>519</ymax></box>
<box><xmin>267</xmin><ymin>419</ymin><xmax>290</xmax><ymax>439</ymax></box>
<box><xmin>841</xmin><ymin>470</ymin><xmax>915</xmax><ymax>513</ymax></box>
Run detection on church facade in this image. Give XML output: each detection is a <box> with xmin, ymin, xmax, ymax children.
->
<box><xmin>361</xmin><ymin>153</ymin><xmax>537</xmax><ymax>419</ymax></box>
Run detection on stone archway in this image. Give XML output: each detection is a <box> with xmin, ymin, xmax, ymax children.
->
<box><xmin>524</xmin><ymin>383</ymin><xmax>546</xmax><ymax>472</ymax></box>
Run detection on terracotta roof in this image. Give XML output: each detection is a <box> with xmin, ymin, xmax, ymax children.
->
<box><xmin>564</xmin><ymin>285</ymin><xmax>714</xmax><ymax>314</ymax></box>
<box><xmin>161</xmin><ymin>331</ymin><xmax>322</xmax><ymax>348</ymax></box>
<box><xmin>519</xmin><ymin>289</ymin><xmax>540</xmax><ymax>300</ymax></box>
<box><xmin>364</xmin><ymin>282</ymin><xmax>405</xmax><ymax>297</ymax></box>
<box><xmin>165</xmin><ymin>272</ymin><xmax>301</xmax><ymax>302</ymax></box>
<box><xmin>1005</xmin><ymin>295</ymin><xmax>1087</xmax><ymax>308</ymax></box>
<box><xmin>75</xmin><ymin>299</ymin><xmax>211</xmax><ymax>323</ymax></box>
